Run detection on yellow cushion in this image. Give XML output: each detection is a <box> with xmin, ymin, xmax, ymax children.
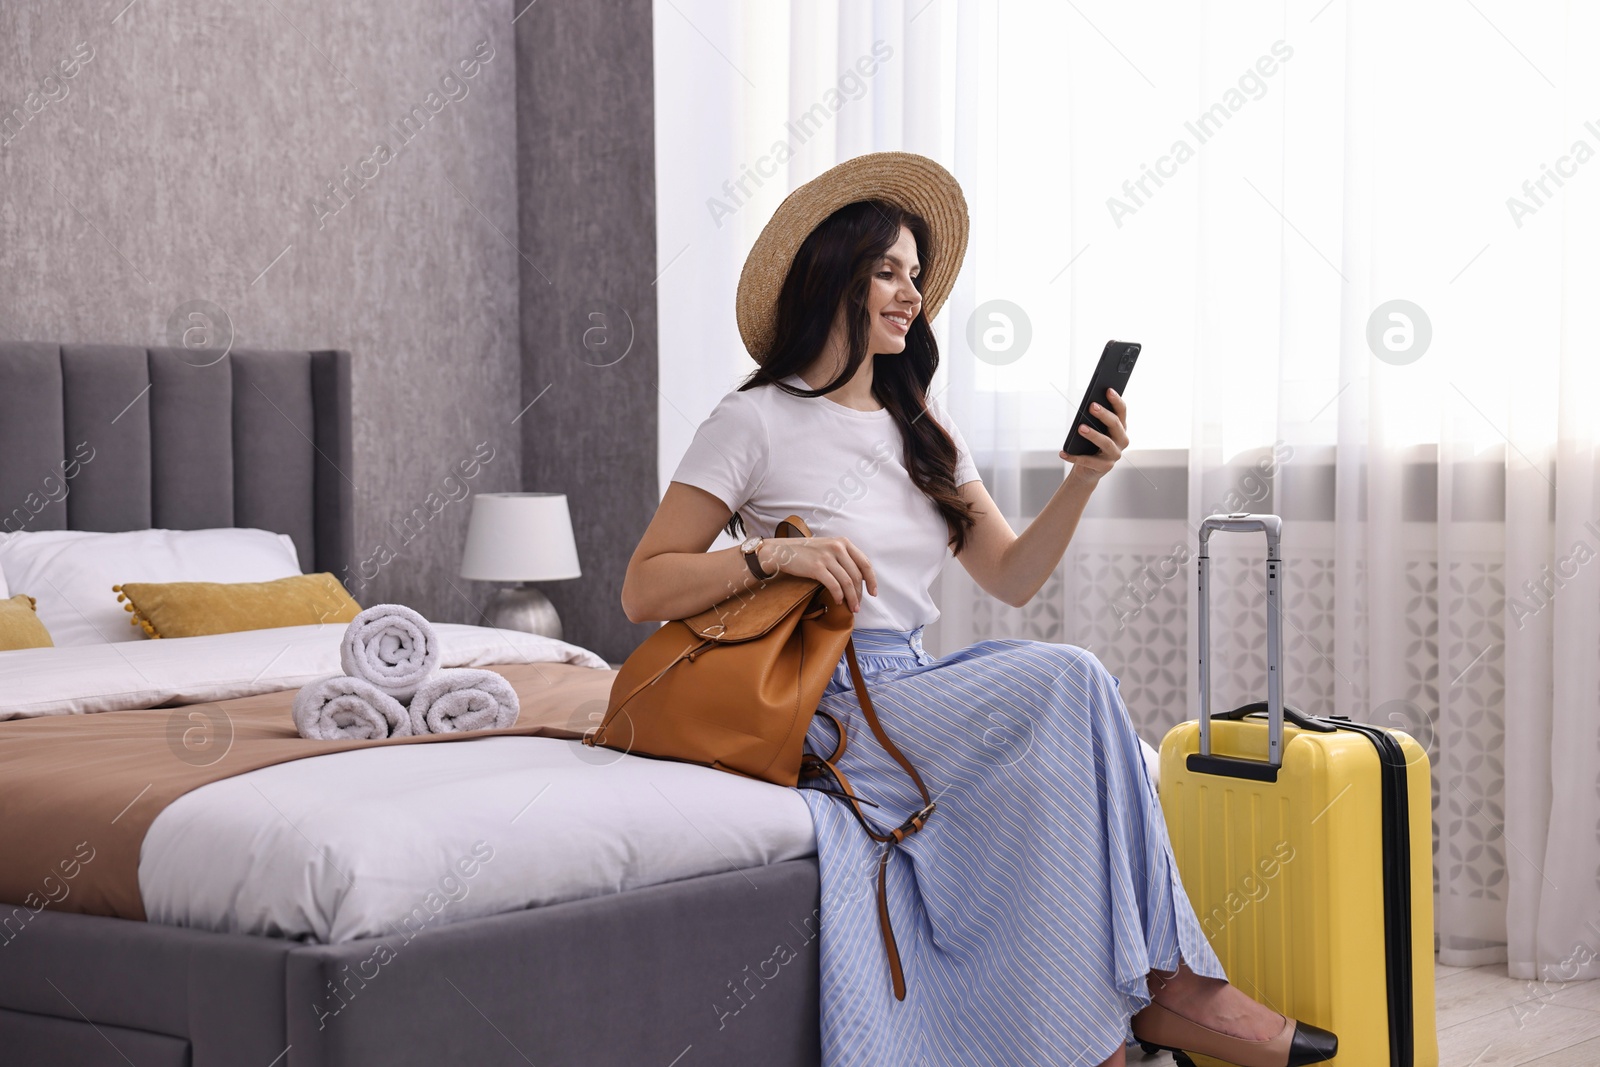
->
<box><xmin>113</xmin><ymin>573</ymin><xmax>362</xmax><ymax>639</ymax></box>
<box><xmin>0</xmin><ymin>593</ymin><xmax>54</xmax><ymax>650</ymax></box>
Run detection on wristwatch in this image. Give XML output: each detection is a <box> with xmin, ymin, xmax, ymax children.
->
<box><xmin>740</xmin><ymin>535</ymin><xmax>776</xmax><ymax>580</ymax></box>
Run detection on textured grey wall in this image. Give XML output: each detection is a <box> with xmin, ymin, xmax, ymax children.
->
<box><xmin>0</xmin><ymin>0</ymin><xmax>523</xmax><ymax>623</ymax></box>
<box><xmin>515</xmin><ymin>0</ymin><xmax>658</xmax><ymax>664</ymax></box>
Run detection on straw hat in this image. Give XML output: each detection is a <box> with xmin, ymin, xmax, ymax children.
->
<box><xmin>735</xmin><ymin>151</ymin><xmax>969</xmax><ymax>364</ymax></box>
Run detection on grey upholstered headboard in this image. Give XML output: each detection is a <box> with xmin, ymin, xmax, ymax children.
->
<box><xmin>0</xmin><ymin>343</ymin><xmax>354</xmax><ymax>581</ymax></box>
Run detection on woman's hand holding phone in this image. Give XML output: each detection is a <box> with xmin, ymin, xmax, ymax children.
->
<box><xmin>1061</xmin><ymin>338</ymin><xmax>1136</xmax><ymax>484</ymax></box>
<box><xmin>1059</xmin><ymin>387</ymin><xmax>1128</xmax><ymax>485</ymax></box>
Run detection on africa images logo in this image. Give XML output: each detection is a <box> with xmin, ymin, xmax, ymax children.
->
<box><xmin>1106</xmin><ymin>41</ymin><xmax>1293</xmax><ymax>228</ymax></box>
<box><xmin>1503</xmin><ymin>119</ymin><xmax>1600</xmax><ymax>229</ymax></box>
<box><xmin>705</xmin><ymin>40</ymin><xmax>895</xmax><ymax>228</ymax></box>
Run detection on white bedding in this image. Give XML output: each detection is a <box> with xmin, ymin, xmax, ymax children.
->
<box><xmin>2</xmin><ymin>618</ymin><xmax>818</xmax><ymax>941</ymax></box>
<box><xmin>0</xmin><ymin>622</ymin><xmax>608</xmax><ymax>719</ymax></box>
<box><xmin>140</xmin><ymin>736</ymin><xmax>818</xmax><ymax>942</ymax></box>
<box><xmin>0</xmin><ymin>526</ymin><xmax>306</xmax><ymax>647</ymax></box>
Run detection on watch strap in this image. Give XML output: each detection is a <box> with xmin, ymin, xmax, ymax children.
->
<box><xmin>743</xmin><ymin>539</ymin><xmax>775</xmax><ymax>580</ymax></box>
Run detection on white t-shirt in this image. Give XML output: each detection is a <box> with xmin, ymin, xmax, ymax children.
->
<box><xmin>670</xmin><ymin>372</ymin><xmax>981</xmax><ymax>631</ymax></box>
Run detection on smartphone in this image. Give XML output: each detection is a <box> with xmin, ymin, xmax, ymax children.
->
<box><xmin>1063</xmin><ymin>340</ymin><xmax>1140</xmax><ymax>456</ymax></box>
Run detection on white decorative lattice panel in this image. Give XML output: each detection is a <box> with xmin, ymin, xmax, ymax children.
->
<box><xmin>954</xmin><ymin>518</ymin><xmax>1508</xmax><ymax>949</ymax></box>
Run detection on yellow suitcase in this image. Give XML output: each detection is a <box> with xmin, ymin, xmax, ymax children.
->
<box><xmin>1157</xmin><ymin>514</ymin><xmax>1437</xmax><ymax>1067</ymax></box>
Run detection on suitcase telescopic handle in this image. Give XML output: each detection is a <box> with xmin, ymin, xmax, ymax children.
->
<box><xmin>1197</xmin><ymin>513</ymin><xmax>1286</xmax><ymax>769</ymax></box>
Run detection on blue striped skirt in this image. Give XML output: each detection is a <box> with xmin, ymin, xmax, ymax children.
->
<box><xmin>797</xmin><ymin>626</ymin><xmax>1225</xmax><ymax>1066</ymax></box>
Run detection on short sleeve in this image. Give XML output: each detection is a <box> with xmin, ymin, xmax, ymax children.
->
<box><xmin>670</xmin><ymin>390</ymin><xmax>770</xmax><ymax>512</ymax></box>
<box><xmin>929</xmin><ymin>393</ymin><xmax>980</xmax><ymax>487</ymax></box>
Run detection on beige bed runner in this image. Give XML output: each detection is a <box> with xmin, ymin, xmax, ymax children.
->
<box><xmin>0</xmin><ymin>662</ymin><xmax>617</xmax><ymax>923</ymax></box>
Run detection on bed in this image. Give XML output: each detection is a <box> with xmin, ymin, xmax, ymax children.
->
<box><xmin>0</xmin><ymin>343</ymin><xmax>824</xmax><ymax>1067</ymax></box>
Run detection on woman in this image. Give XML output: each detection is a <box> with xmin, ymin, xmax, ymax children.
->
<box><xmin>621</xmin><ymin>152</ymin><xmax>1337</xmax><ymax>1067</ymax></box>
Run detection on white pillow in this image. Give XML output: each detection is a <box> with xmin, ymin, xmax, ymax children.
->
<box><xmin>0</xmin><ymin>563</ymin><xmax>8</xmax><ymax>599</ymax></box>
<box><xmin>0</xmin><ymin>528</ymin><xmax>303</xmax><ymax>647</ymax></box>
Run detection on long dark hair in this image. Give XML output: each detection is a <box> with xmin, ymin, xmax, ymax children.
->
<box><xmin>726</xmin><ymin>198</ymin><xmax>978</xmax><ymax>554</ymax></box>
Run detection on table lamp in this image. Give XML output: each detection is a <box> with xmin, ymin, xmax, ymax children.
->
<box><xmin>459</xmin><ymin>492</ymin><xmax>581</xmax><ymax>638</ymax></box>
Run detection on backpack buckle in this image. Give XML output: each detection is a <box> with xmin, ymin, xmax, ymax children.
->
<box><xmin>895</xmin><ymin>800</ymin><xmax>937</xmax><ymax>838</ymax></box>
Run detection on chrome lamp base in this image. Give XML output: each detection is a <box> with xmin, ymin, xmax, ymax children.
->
<box><xmin>483</xmin><ymin>583</ymin><xmax>562</xmax><ymax>640</ymax></box>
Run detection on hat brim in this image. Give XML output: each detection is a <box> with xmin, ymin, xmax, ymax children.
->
<box><xmin>736</xmin><ymin>151</ymin><xmax>969</xmax><ymax>364</ymax></box>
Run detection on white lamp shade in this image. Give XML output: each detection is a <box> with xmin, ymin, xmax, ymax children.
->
<box><xmin>459</xmin><ymin>492</ymin><xmax>582</xmax><ymax>582</ymax></box>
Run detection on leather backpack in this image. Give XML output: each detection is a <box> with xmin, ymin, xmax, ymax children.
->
<box><xmin>583</xmin><ymin>514</ymin><xmax>936</xmax><ymax>999</ymax></box>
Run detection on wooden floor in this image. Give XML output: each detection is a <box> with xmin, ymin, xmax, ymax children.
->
<box><xmin>1132</xmin><ymin>961</ymin><xmax>1600</xmax><ymax>1066</ymax></box>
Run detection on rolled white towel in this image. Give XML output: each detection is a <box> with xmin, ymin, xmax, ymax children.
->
<box><xmin>408</xmin><ymin>668</ymin><xmax>520</xmax><ymax>735</ymax></box>
<box><xmin>293</xmin><ymin>675</ymin><xmax>413</xmax><ymax>741</ymax></box>
<box><xmin>339</xmin><ymin>603</ymin><xmax>442</xmax><ymax>701</ymax></box>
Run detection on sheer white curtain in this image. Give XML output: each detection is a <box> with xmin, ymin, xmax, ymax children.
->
<box><xmin>654</xmin><ymin>0</ymin><xmax>1600</xmax><ymax>979</ymax></box>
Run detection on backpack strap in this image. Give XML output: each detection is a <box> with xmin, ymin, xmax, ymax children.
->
<box><xmin>799</xmin><ymin>636</ymin><xmax>936</xmax><ymax>1001</ymax></box>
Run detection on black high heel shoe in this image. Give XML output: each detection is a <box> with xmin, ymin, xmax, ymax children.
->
<box><xmin>1131</xmin><ymin>1001</ymin><xmax>1338</xmax><ymax>1067</ymax></box>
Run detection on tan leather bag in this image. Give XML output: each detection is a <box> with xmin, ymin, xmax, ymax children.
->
<box><xmin>584</xmin><ymin>514</ymin><xmax>936</xmax><ymax>1000</ymax></box>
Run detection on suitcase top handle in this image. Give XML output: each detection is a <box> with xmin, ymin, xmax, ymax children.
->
<box><xmin>1197</xmin><ymin>513</ymin><xmax>1287</xmax><ymax>769</ymax></box>
<box><xmin>1214</xmin><ymin>700</ymin><xmax>1337</xmax><ymax>733</ymax></box>
<box><xmin>1198</xmin><ymin>512</ymin><xmax>1282</xmax><ymax>559</ymax></box>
